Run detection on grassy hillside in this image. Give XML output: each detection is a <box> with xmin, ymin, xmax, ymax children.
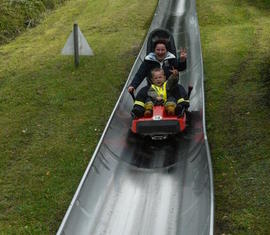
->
<box><xmin>0</xmin><ymin>0</ymin><xmax>67</xmax><ymax>45</ymax></box>
<box><xmin>0</xmin><ymin>0</ymin><xmax>157</xmax><ymax>233</ymax></box>
<box><xmin>197</xmin><ymin>0</ymin><xmax>270</xmax><ymax>234</ymax></box>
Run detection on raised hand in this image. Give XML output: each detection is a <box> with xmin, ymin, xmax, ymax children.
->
<box><xmin>180</xmin><ymin>47</ymin><xmax>187</xmax><ymax>62</ymax></box>
<box><xmin>169</xmin><ymin>66</ymin><xmax>179</xmax><ymax>77</ymax></box>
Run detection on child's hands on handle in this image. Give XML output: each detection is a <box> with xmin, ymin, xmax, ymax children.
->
<box><xmin>155</xmin><ymin>96</ymin><xmax>164</xmax><ymax>105</ymax></box>
<box><xmin>156</xmin><ymin>96</ymin><xmax>163</xmax><ymax>101</ymax></box>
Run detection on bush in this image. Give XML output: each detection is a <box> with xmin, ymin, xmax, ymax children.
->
<box><xmin>0</xmin><ymin>0</ymin><xmax>67</xmax><ymax>45</ymax></box>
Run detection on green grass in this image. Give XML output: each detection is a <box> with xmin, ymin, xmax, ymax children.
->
<box><xmin>0</xmin><ymin>0</ymin><xmax>157</xmax><ymax>233</ymax></box>
<box><xmin>197</xmin><ymin>0</ymin><xmax>270</xmax><ymax>234</ymax></box>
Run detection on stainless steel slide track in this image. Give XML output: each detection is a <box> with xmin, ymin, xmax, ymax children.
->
<box><xmin>57</xmin><ymin>0</ymin><xmax>214</xmax><ymax>234</ymax></box>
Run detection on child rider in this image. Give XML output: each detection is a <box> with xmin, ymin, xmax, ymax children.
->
<box><xmin>131</xmin><ymin>68</ymin><xmax>189</xmax><ymax>118</ymax></box>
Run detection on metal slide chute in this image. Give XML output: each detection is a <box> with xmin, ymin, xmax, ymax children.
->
<box><xmin>57</xmin><ymin>0</ymin><xmax>214</xmax><ymax>234</ymax></box>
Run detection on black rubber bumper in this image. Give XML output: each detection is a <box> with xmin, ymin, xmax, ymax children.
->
<box><xmin>136</xmin><ymin>120</ymin><xmax>180</xmax><ymax>135</ymax></box>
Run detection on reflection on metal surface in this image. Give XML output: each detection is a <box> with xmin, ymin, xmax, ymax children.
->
<box><xmin>57</xmin><ymin>0</ymin><xmax>214</xmax><ymax>234</ymax></box>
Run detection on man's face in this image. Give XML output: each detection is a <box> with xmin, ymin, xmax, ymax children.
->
<box><xmin>154</xmin><ymin>43</ymin><xmax>167</xmax><ymax>61</ymax></box>
<box><xmin>152</xmin><ymin>71</ymin><xmax>166</xmax><ymax>86</ymax></box>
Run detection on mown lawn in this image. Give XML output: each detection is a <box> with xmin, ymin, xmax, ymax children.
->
<box><xmin>197</xmin><ymin>0</ymin><xmax>270</xmax><ymax>234</ymax></box>
<box><xmin>0</xmin><ymin>0</ymin><xmax>157</xmax><ymax>233</ymax></box>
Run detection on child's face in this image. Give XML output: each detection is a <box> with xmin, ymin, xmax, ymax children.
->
<box><xmin>152</xmin><ymin>71</ymin><xmax>166</xmax><ymax>86</ymax></box>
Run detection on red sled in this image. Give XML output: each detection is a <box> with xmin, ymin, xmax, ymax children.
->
<box><xmin>129</xmin><ymin>28</ymin><xmax>190</xmax><ymax>140</ymax></box>
<box><xmin>131</xmin><ymin>105</ymin><xmax>186</xmax><ymax>140</ymax></box>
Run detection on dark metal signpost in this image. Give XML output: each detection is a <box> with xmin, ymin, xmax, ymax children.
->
<box><xmin>62</xmin><ymin>23</ymin><xmax>94</xmax><ymax>67</ymax></box>
<box><xmin>73</xmin><ymin>23</ymin><xmax>79</xmax><ymax>67</ymax></box>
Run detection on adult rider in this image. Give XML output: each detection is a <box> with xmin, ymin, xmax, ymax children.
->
<box><xmin>128</xmin><ymin>39</ymin><xmax>189</xmax><ymax>117</ymax></box>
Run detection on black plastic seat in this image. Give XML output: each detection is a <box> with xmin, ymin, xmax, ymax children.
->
<box><xmin>146</xmin><ymin>28</ymin><xmax>177</xmax><ymax>56</ymax></box>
